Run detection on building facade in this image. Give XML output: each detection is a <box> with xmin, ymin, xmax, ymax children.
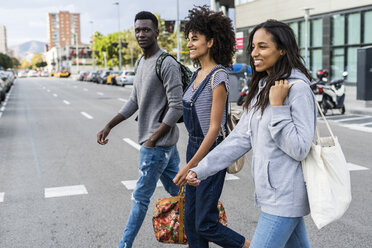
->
<box><xmin>47</xmin><ymin>11</ymin><xmax>81</xmax><ymax>49</ymax></box>
<box><xmin>234</xmin><ymin>0</ymin><xmax>372</xmax><ymax>83</ymax></box>
<box><xmin>0</xmin><ymin>24</ymin><xmax>7</xmax><ymax>55</ymax></box>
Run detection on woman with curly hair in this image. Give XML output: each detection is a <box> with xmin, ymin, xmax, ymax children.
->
<box><xmin>173</xmin><ymin>6</ymin><xmax>250</xmax><ymax>248</ymax></box>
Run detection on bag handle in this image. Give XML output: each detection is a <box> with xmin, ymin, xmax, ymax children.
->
<box><xmin>178</xmin><ymin>186</ymin><xmax>185</xmax><ymax>244</ymax></box>
<box><xmin>288</xmin><ymin>80</ymin><xmax>335</xmax><ymax>142</ymax></box>
<box><xmin>210</xmin><ymin>69</ymin><xmax>228</xmax><ymax>139</ymax></box>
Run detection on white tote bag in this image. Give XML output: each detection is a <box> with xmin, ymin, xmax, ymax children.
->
<box><xmin>302</xmin><ymin>101</ymin><xmax>352</xmax><ymax>229</ymax></box>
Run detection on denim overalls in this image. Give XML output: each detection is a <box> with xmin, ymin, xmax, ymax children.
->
<box><xmin>183</xmin><ymin>66</ymin><xmax>245</xmax><ymax>248</ymax></box>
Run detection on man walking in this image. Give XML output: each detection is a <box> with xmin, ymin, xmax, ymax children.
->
<box><xmin>97</xmin><ymin>11</ymin><xmax>183</xmax><ymax>248</ymax></box>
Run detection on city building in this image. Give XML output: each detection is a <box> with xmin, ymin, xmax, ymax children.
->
<box><xmin>233</xmin><ymin>0</ymin><xmax>372</xmax><ymax>83</ymax></box>
<box><xmin>47</xmin><ymin>11</ymin><xmax>81</xmax><ymax>49</ymax></box>
<box><xmin>0</xmin><ymin>24</ymin><xmax>7</xmax><ymax>54</ymax></box>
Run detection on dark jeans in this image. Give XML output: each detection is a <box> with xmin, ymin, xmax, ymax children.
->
<box><xmin>184</xmin><ymin>136</ymin><xmax>245</xmax><ymax>248</ymax></box>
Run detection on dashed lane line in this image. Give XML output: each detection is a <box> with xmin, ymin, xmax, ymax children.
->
<box><xmin>123</xmin><ymin>138</ymin><xmax>141</xmax><ymax>150</ymax></box>
<box><xmin>44</xmin><ymin>185</ymin><xmax>88</xmax><ymax>198</ymax></box>
<box><xmin>118</xmin><ymin>98</ymin><xmax>127</xmax><ymax>102</ymax></box>
<box><xmin>63</xmin><ymin>100</ymin><xmax>70</xmax><ymax>105</ymax></box>
<box><xmin>53</xmin><ymin>93</ymin><xmax>58</xmax><ymax>97</ymax></box>
<box><xmin>0</xmin><ymin>192</ymin><xmax>4</xmax><ymax>202</ymax></box>
<box><xmin>97</xmin><ymin>92</ymin><xmax>104</xmax><ymax>96</ymax></box>
<box><xmin>83</xmin><ymin>88</ymin><xmax>88</xmax><ymax>91</ymax></box>
<box><xmin>0</xmin><ymin>106</ymin><xmax>5</xmax><ymax>111</ymax></box>
<box><xmin>80</xmin><ymin>111</ymin><xmax>93</xmax><ymax>119</ymax></box>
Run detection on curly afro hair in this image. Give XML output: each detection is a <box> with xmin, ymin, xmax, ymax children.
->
<box><xmin>184</xmin><ymin>6</ymin><xmax>235</xmax><ymax>68</ymax></box>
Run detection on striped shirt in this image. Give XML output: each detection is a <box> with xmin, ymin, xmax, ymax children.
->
<box><xmin>183</xmin><ymin>66</ymin><xmax>230</xmax><ymax>136</ymax></box>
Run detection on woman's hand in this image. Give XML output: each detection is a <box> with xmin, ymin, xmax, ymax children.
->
<box><xmin>173</xmin><ymin>166</ymin><xmax>190</xmax><ymax>187</ymax></box>
<box><xmin>186</xmin><ymin>171</ymin><xmax>200</xmax><ymax>186</ymax></box>
<box><xmin>269</xmin><ymin>79</ymin><xmax>290</xmax><ymax>106</ymax></box>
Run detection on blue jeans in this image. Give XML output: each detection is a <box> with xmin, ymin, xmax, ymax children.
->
<box><xmin>118</xmin><ymin>144</ymin><xmax>180</xmax><ymax>248</ymax></box>
<box><xmin>250</xmin><ymin>212</ymin><xmax>310</xmax><ymax>248</ymax></box>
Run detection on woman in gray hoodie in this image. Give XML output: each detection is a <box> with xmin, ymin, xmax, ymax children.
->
<box><xmin>187</xmin><ymin>20</ymin><xmax>317</xmax><ymax>248</ymax></box>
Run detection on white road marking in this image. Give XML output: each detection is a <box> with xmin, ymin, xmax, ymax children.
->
<box><xmin>362</xmin><ymin>122</ymin><xmax>372</xmax><ymax>127</ymax></box>
<box><xmin>347</xmin><ymin>162</ymin><xmax>369</xmax><ymax>171</ymax></box>
<box><xmin>122</xmin><ymin>180</ymin><xmax>163</xmax><ymax>190</ymax></box>
<box><xmin>73</xmin><ymin>86</ymin><xmax>78</xmax><ymax>88</ymax></box>
<box><xmin>83</xmin><ymin>88</ymin><xmax>88</xmax><ymax>91</ymax></box>
<box><xmin>97</xmin><ymin>92</ymin><xmax>104</xmax><ymax>96</ymax></box>
<box><xmin>0</xmin><ymin>106</ymin><xmax>5</xmax><ymax>111</ymax></box>
<box><xmin>336</xmin><ymin>116</ymin><xmax>372</xmax><ymax>123</ymax></box>
<box><xmin>47</xmin><ymin>89</ymin><xmax>50</xmax><ymax>92</ymax></box>
<box><xmin>63</xmin><ymin>100</ymin><xmax>70</xmax><ymax>105</ymax></box>
<box><xmin>121</xmin><ymin>174</ymin><xmax>240</xmax><ymax>191</ymax></box>
<box><xmin>118</xmin><ymin>98</ymin><xmax>127</xmax><ymax>102</ymax></box>
<box><xmin>342</xmin><ymin>124</ymin><xmax>372</xmax><ymax>133</ymax></box>
<box><xmin>0</xmin><ymin>112</ymin><xmax>2</xmax><ymax>118</ymax></box>
<box><xmin>81</xmin><ymin>111</ymin><xmax>93</xmax><ymax>119</ymax></box>
<box><xmin>44</xmin><ymin>185</ymin><xmax>88</xmax><ymax>198</ymax></box>
<box><xmin>0</xmin><ymin>192</ymin><xmax>4</xmax><ymax>202</ymax></box>
<box><xmin>123</xmin><ymin>138</ymin><xmax>141</xmax><ymax>150</ymax></box>
<box><xmin>53</xmin><ymin>93</ymin><xmax>58</xmax><ymax>97</ymax></box>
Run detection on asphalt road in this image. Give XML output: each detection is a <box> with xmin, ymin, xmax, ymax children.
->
<box><xmin>0</xmin><ymin>77</ymin><xmax>371</xmax><ymax>248</ymax></box>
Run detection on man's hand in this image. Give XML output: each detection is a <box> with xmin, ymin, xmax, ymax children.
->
<box><xmin>143</xmin><ymin>138</ymin><xmax>156</xmax><ymax>148</ymax></box>
<box><xmin>173</xmin><ymin>166</ymin><xmax>190</xmax><ymax>187</ymax></box>
<box><xmin>186</xmin><ymin>171</ymin><xmax>200</xmax><ymax>187</ymax></box>
<box><xmin>269</xmin><ymin>79</ymin><xmax>290</xmax><ymax>106</ymax></box>
<box><xmin>97</xmin><ymin>127</ymin><xmax>111</xmax><ymax>145</ymax></box>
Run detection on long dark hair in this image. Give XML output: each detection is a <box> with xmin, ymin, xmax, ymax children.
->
<box><xmin>184</xmin><ymin>5</ymin><xmax>235</xmax><ymax>68</ymax></box>
<box><xmin>243</xmin><ymin>19</ymin><xmax>312</xmax><ymax>113</ymax></box>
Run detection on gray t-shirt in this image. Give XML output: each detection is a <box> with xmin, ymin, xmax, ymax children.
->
<box><xmin>119</xmin><ymin>49</ymin><xmax>183</xmax><ymax>147</ymax></box>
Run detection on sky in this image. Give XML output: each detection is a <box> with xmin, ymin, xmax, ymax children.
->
<box><xmin>0</xmin><ymin>0</ymin><xmax>215</xmax><ymax>48</ymax></box>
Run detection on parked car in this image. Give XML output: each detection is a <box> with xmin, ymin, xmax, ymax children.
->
<box><xmin>78</xmin><ymin>71</ymin><xmax>88</xmax><ymax>81</ymax></box>
<box><xmin>27</xmin><ymin>70</ymin><xmax>38</xmax><ymax>77</ymax></box>
<box><xmin>18</xmin><ymin>71</ymin><xmax>28</xmax><ymax>78</ymax></box>
<box><xmin>0</xmin><ymin>70</ymin><xmax>15</xmax><ymax>102</ymax></box>
<box><xmin>117</xmin><ymin>70</ymin><xmax>135</xmax><ymax>86</ymax></box>
<box><xmin>40</xmin><ymin>71</ymin><xmax>49</xmax><ymax>77</ymax></box>
<box><xmin>86</xmin><ymin>71</ymin><xmax>97</xmax><ymax>82</ymax></box>
<box><xmin>92</xmin><ymin>70</ymin><xmax>102</xmax><ymax>83</ymax></box>
<box><xmin>56</xmin><ymin>70</ymin><xmax>71</xmax><ymax>78</ymax></box>
<box><xmin>107</xmin><ymin>71</ymin><xmax>120</xmax><ymax>85</ymax></box>
<box><xmin>97</xmin><ymin>70</ymin><xmax>111</xmax><ymax>84</ymax></box>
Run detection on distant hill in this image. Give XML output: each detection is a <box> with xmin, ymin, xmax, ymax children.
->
<box><xmin>9</xmin><ymin>40</ymin><xmax>46</xmax><ymax>61</ymax></box>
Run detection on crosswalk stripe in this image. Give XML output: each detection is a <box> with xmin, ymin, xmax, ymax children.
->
<box><xmin>347</xmin><ymin>163</ymin><xmax>369</xmax><ymax>171</ymax></box>
<box><xmin>0</xmin><ymin>192</ymin><xmax>4</xmax><ymax>202</ymax></box>
<box><xmin>118</xmin><ymin>98</ymin><xmax>127</xmax><ymax>102</ymax></box>
<box><xmin>44</xmin><ymin>185</ymin><xmax>88</xmax><ymax>198</ymax></box>
<box><xmin>63</xmin><ymin>100</ymin><xmax>70</xmax><ymax>105</ymax></box>
<box><xmin>81</xmin><ymin>111</ymin><xmax>93</xmax><ymax>119</ymax></box>
<box><xmin>123</xmin><ymin>138</ymin><xmax>141</xmax><ymax>150</ymax></box>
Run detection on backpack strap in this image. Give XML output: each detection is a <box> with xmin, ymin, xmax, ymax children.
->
<box><xmin>134</xmin><ymin>55</ymin><xmax>144</xmax><ymax>75</ymax></box>
<box><xmin>155</xmin><ymin>52</ymin><xmax>173</xmax><ymax>82</ymax></box>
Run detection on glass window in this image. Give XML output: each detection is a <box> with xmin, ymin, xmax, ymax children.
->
<box><xmin>311</xmin><ymin>49</ymin><xmax>323</xmax><ymax>77</ymax></box>
<box><xmin>347</xmin><ymin>13</ymin><xmax>361</xmax><ymax>44</ymax></box>
<box><xmin>346</xmin><ymin>47</ymin><xmax>358</xmax><ymax>82</ymax></box>
<box><xmin>332</xmin><ymin>15</ymin><xmax>345</xmax><ymax>46</ymax></box>
<box><xmin>364</xmin><ymin>11</ymin><xmax>372</xmax><ymax>43</ymax></box>
<box><xmin>299</xmin><ymin>21</ymin><xmax>306</xmax><ymax>48</ymax></box>
<box><xmin>311</xmin><ymin>19</ymin><xmax>323</xmax><ymax>47</ymax></box>
<box><xmin>289</xmin><ymin>22</ymin><xmax>299</xmax><ymax>43</ymax></box>
<box><xmin>331</xmin><ymin>48</ymin><xmax>344</xmax><ymax>80</ymax></box>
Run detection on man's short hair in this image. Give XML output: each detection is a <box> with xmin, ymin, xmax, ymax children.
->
<box><xmin>134</xmin><ymin>11</ymin><xmax>158</xmax><ymax>30</ymax></box>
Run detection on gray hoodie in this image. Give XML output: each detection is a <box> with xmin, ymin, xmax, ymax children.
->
<box><xmin>191</xmin><ymin>69</ymin><xmax>317</xmax><ymax>217</ymax></box>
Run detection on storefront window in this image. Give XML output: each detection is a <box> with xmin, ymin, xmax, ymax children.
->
<box><xmin>332</xmin><ymin>15</ymin><xmax>345</xmax><ymax>46</ymax></box>
<box><xmin>346</xmin><ymin>47</ymin><xmax>358</xmax><ymax>82</ymax></box>
<box><xmin>364</xmin><ymin>11</ymin><xmax>372</xmax><ymax>43</ymax></box>
<box><xmin>311</xmin><ymin>49</ymin><xmax>323</xmax><ymax>77</ymax></box>
<box><xmin>331</xmin><ymin>48</ymin><xmax>344</xmax><ymax>80</ymax></box>
<box><xmin>289</xmin><ymin>22</ymin><xmax>299</xmax><ymax>43</ymax></box>
<box><xmin>299</xmin><ymin>21</ymin><xmax>306</xmax><ymax>48</ymax></box>
<box><xmin>347</xmin><ymin>13</ymin><xmax>361</xmax><ymax>44</ymax></box>
<box><xmin>311</xmin><ymin>19</ymin><xmax>323</xmax><ymax>47</ymax></box>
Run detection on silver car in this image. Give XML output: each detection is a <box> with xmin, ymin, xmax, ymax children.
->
<box><xmin>117</xmin><ymin>70</ymin><xmax>135</xmax><ymax>86</ymax></box>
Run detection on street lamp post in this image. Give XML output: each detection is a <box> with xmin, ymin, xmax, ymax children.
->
<box><xmin>303</xmin><ymin>7</ymin><xmax>314</xmax><ymax>68</ymax></box>
<box><xmin>75</xmin><ymin>32</ymin><xmax>79</xmax><ymax>74</ymax></box>
<box><xmin>90</xmin><ymin>20</ymin><xmax>96</xmax><ymax>70</ymax></box>
<box><xmin>113</xmin><ymin>2</ymin><xmax>122</xmax><ymax>70</ymax></box>
<box><xmin>176</xmin><ymin>0</ymin><xmax>181</xmax><ymax>61</ymax></box>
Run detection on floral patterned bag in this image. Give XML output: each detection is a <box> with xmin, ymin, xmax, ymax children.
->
<box><xmin>152</xmin><ymin>187</ymin><xmax>228</xmax><ymax>244</ymax></box>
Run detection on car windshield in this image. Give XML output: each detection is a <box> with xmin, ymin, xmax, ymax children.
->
<box><xmin>126</xmin><ymin>71</ymin><xmax>135</xmax><ymax>76</ymax></box>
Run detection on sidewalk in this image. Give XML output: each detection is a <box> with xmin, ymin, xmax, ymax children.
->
<box><xmin>344</xmin><ymin>85</ymin><xmax>372</xmax><ymax>116</ymax></box>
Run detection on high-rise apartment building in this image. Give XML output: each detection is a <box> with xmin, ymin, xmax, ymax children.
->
<box><xmin>0</xmin><ymin>24</ymin><xmax>7</xmax><ymax>54</ymax></box>
<box><xmin>48</xmin><ymin>11</ymin><xmax>81</xmax><ymax>49</ymax></box>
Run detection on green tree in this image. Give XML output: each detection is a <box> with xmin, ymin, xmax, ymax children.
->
<box><xmin>11</xmin><ymin>57</ymin><xmax>20</xmax><ymax>68</ymax></box>
<box><xmin>0</xmin><ymin>53</ymin><xmax>13</xmax><ymax>69</ymax></box>
<box><xmin>31</xmin><ymin>53</ymin><xmax>44</xmax><ymax>69</ymax></box>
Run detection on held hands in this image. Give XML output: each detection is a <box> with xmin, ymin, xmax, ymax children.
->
<box><xmin>186</xmin><ymin>171</ymin><xmax>200</xmax><ymax>187</ymax></box>
<box><xmin>97</xmin><ymin>127</ymin><xmax>111</xmax><ymax>145</ymax></box>
<box><xmin>173</xmin><ymin>166</ymin><xmax>190</xmax><ymax>187</ymax></box>
<box><xmin>269</xmin><ymin>79</ymin><xmax>290</xmax><ymax>106</ymax></box>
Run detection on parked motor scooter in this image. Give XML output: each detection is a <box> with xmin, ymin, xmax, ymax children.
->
<box><xmin>237</xmin><ymin>72</ymin><xmax>250</xmax><ymax>106</ymax></box>
<box><xmin>311</xmin><ymin>69</ymin><xmax>347</xmax><ymax>115</ymax></box>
